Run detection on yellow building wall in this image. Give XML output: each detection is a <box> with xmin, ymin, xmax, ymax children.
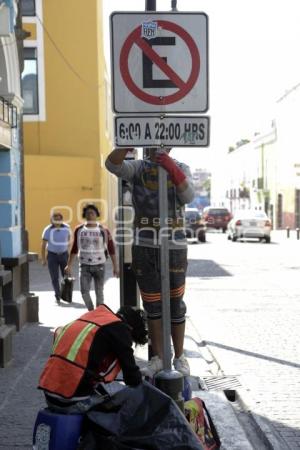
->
<box><xmin>23</xmin><ymin>0</ymin><xmax>116</xmax><ymax>254</ymax></box>
<box><xmin>96</xmin><ymin>0</ymin><xmax>116</xmax><ymax>224</ymax></box>
<box><xmin>24</xmin><ymin>0</ymin><xmax>102</xmax><ymax>159</ymax></box>
<box><xmin>24</xmin><ymin>155</ymin><xmax>97</xmax><ymax>253</ymax></box>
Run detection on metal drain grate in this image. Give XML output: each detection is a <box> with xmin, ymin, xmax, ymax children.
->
<box><xmin>199</xmin><ymin>375</ymin><xmax>241</xmax><ymax>391</ymax></box>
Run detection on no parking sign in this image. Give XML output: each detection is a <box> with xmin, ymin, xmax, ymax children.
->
<box><xmin>110</xmin><ymin>12</ymin><xmax>208</xmax><ymax>114</ymax></box>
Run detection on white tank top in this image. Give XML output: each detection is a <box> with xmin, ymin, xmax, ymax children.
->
<box><xmin>77</xmin><ymin>225</ymin><xmax>107</xmax><ymax>265</ymax></box>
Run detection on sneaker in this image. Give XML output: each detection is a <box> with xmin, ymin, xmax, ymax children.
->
<box><xmin>140</xmin><ymin>356</ymin><xmax>163</xmax><ymax>378</ymax></box>
<box><xmin>173</xmin><ymin>354</ymin><xmax>190</xmax><ymax>376</ymax></box>
<box><xmin>55</xmin><ymin>295</ymin><xmax>61</xmax><ymax>305</ymax></box>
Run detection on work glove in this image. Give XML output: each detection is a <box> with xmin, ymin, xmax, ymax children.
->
<box><xmin>155</xmin><ymin>151</ymin><xmax>186</xmax><ymax>186</ymax></box>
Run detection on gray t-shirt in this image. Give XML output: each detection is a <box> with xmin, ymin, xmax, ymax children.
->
<box><xmin>106</xmin><ymin>158</ymin><xmax>195</xmax><ymax>248</ymax></box>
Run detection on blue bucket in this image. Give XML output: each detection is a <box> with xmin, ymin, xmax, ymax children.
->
<box><xmin>182</xmin><ymin>377</ymin><xmax>192</xmax><ymax>401</ymax></box>
<box><xmin>33</xmin><ymin>408</ymin><xmax>84</xmax><ymax>450</ymax></box>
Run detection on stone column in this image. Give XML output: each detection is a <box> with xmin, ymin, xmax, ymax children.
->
<box><xmin>0</xmin><ymin>263</ymin><xmax>14</xmax><ymax>367</ymax></box>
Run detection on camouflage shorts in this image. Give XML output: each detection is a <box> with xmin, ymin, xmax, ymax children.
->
<box><xmin>131</xmin><ymin>246</ymin><xmax>187</xmax><ymax>323</ymax></box>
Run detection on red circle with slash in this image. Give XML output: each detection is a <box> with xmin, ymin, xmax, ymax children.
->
<box><xmin>119</xmin><ymin>20</ymin><xmax>200</xmax><ymax>105</ymax></box>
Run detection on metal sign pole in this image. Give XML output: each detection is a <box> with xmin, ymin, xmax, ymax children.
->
<box><xmin>143</xmin><ymin>0</ymin><xmax>157</xmax><ymax>161</ymax></box>
<box><xmin>158</xmin><ymin>165</ymin><xmax>172</xmax><ymax>371</ymax></box>
<box><xmin>155</xmin><ymin>160</ymin><xmax>184</xmax><ymax>411</ymax></box>
<box><xmin>145</xmin><ymin>0</ymin><xmax>172</xmax><ymax>372</ymax></box>
<box><xmin>144</xmin><ymin>0</ymin><xmax>156</xmax><ymax>359</ymax></box>
<box><xmin>145</xmin><ymin>0</ymin><xmax>156</xmax><ymax>11</ymax></box>
<box><xmin>141</xmin><ymin>0</ymin><xmax>184</xmax><ymax>410</ymax></box>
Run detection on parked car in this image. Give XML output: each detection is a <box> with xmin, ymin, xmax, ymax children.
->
<box><xmin>184</xmin><ymin>208</ymin><xmax>206</xmax><ymax>242</ymax></box>
<box><xmin>227</xmin><ymin>210</ymin><xmax>272</xmax><ymax>243</ymax></box>
<box><xmin>202</xmin><ymin>207</ymin><xmax>232</xmax><ymax>233</ymax></box>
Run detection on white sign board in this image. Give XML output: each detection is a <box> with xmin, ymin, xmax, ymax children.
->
<box><xmin>110</xmin><ymin>12</ymin><xmax>208</xmax><ymax>114</ymax></box>
<box><xmin>114</xmin><ymin>116</ymin><xmax>209</xmax><ymax>147</ymax></box>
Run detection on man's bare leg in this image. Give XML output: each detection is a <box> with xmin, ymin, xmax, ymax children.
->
<box><xmin>149</xmin><ymin>320</ymin><xmax>185</xmax><ymax>359</ymax></box>
<box><xmin>148</xmin><ymin>319</ymin><xmax>163</xmax><ymax>358</ymax></box>
<box><xmin>171</xmin><ymin>322</ymin><xmax>185</xmax><ymax>358</ymax></box>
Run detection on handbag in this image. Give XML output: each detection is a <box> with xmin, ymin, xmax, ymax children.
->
<box><xmin>185</xmin><ymin>397</ymin><xmax>221</xmax><ymax>450</ymax></box>
<box><xmin>60</xmin><ymin>277</ymin><xmax>74</xmax><ymax>303</ymax></box>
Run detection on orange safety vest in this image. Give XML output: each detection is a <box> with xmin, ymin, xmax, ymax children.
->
<box><xmin>39</xmin><ymin>305</ymin><xmax>122</xmax><ymax>399</ymax></box>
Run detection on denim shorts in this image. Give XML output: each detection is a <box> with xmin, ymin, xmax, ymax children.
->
<box><xmin>131</xmin><ymin>246</ymin><xmax>187</xmax><ymax>323</ymax></box>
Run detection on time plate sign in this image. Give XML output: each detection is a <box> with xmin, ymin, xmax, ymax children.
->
<box><xmin>114</xmin><ymin>116</ymin><xmax>210</xmax><ymax>147</ymax></box>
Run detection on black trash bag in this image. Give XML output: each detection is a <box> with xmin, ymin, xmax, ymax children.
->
<box><xmin>86</xmin><ymin>381</ymin><xmax>204</xmax><ymax>450</ymax></box>
<box><xmin>60</xmin><ymin>277</ymin><xmax>73</xmax><ymax>303</ymax></box>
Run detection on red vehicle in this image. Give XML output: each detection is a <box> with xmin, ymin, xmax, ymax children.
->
<box><xmin>202</xmin><ymin>207</ymin><xmax>232</xmax><ymax>233</ymax></box>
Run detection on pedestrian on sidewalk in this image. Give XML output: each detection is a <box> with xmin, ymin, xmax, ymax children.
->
<box><xmin>38</xmin><ymin>304</ymin><xmax>147</xmax><ymax>412</ymax></box>
<box><xmin>105</xmin><ymin>148</ymin><xmax>194</xmax><ymax>377</ymax></box>
<box><xmin>65</xmin><ymin>204</ymin><xmax>119</xmax><ymax>311</ymax></box>
<box><xmin>41</xmin><ymin>212</ymin><xmax>71</xmax><ymax>304</ymax></box>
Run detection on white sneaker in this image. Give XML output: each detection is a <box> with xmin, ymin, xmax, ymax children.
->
<box><xmin>140</xmin><ymin>356</ymin><xmax>163</xmax><ymax>378</ymax></box>
<box><xmin>173</xmin><ymin>354</ymin><xmax>190</xmax><ymax>376</ymax></box>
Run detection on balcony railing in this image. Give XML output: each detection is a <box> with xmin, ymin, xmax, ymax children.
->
<box><xmin>0</xmin><ymin>96</ymin><xmax>17</xmax><ymax>128</ymax></box>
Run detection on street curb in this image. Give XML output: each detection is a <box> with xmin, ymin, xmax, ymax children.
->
<box><xmin>235</xmin><ymin>388</ymin><xmax>293</xmax><ymax>450</ymax></box>
<box><xmin>185</xmin><ymin>318</ymin><xmax>256</xmax><ymax>449</ymax></box>
<box><xmin>201</xmin><ymin>341</ymin><xmax>293</xmax><ymax>450</ymax></box>
<box><xmin>193</xmin><ymin>390</ymin><xmax>254</xmax><ymax>450</ymax></box>
<box><xmin>185</xmin><ymin>316</ymin><xmax>222</xmax><ymax>376</ymax></box>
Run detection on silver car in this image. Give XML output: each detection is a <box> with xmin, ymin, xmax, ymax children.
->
<box><xmin>227</xmin><ymin>210</ymin><xmax>272</xmax><ymax>243</ymax></box>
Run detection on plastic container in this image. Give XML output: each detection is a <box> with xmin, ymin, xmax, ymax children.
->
<box><xmin>182</xmin><ymin>376</ymin><xmax>192</xmax><ymax>401</ymax></box>
<box><xmin>33</xmin><ymin>408</ymin><xmax>83</xmax><ymax>450</ymax></box>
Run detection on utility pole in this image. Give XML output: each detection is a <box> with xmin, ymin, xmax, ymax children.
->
<box><xmin>144</xmin><ymin>0</ymin><xmax>173</xmax><ymax>373</ymax></box>
<box><xmin>145</xmin><ymin>0</ymin><xmax>156</xmax><ymax>11</ymax></box>
<box><xmin>143</xmin><ymin>0</ymin><xmax>157</xmax><ymax>160</ymax></box>
<box><xmin>142</xmin><ymin>0</ymin><xmax>184</xmax><ymax>411</ymax></box>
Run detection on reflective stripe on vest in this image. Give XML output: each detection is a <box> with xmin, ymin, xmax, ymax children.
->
<box><xmin>39</xmin><ymin>305</ymin><xmax>122</xmax><ymax>398</ymax></box>
<box><xmin>66</xmin><ymin>323</ymin><xmax>97</xmax><ymax>361</ymax></box>
<box><xmin>52</xmin><ymin>321</ymin><xmax>75</xmax><ymax>353</ymax></box>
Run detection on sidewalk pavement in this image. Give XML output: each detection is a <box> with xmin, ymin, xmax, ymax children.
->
<box><xmin>0</xmin><ymin>260</ymin><xmax>258</xmax><ymax>449</ymax></box>
<box><xmin>271</xmin><ymin>228</ymin><xmax>300</xmax><ymax>244</ymax></box>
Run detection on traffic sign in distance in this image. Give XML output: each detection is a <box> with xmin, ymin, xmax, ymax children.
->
<box><xmin>114</xmin><ymin>116</ymin><xmax>210</xmax><ymax>147</ymax></box>
<box><xmin>110</xmin><ymin>12</ymin><xmax>208</xmax><ymax>114</ymax></box>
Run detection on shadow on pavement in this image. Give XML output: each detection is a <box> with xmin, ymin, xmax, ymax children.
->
<box><xmin>203</xmin><ymin>340</ymin><xmax>300</xmax><ymax>369</ymax></box>
<box><xmin>187</xmin><ymin>259</ymin><xmax>232</xmax><ymax>278</ymax></box>
<box><xmin>231</xmin><ymin>239</ymin><xmax>278</xmax><ymax>245</ymax></box>
<box><xmin>58</xmin><ymin>299</ymin><xmax>87</xmax><ymax>309</ymax></box>
<box><xmin>29</xmin><ymin>260</ymin><xmax>115</xmax><ymax>292</ymax></box>
<box><xmin>0</xmin><ymin>322</ymin><xmax>52</xmax><ymax>450</ymax></box>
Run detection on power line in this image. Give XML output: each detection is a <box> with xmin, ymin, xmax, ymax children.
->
<box><xmin>36</xmin><ymin>14</ymin><xmax>104</xmax><ymax>91</ymax></box>
<box><xmin>277</xmin><ymin>82</ymin><xmax>300</xmax><ymax>103</ymax></box>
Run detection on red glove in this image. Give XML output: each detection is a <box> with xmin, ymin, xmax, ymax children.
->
<box><xmin>155</xmin><ymin>151</ymin><xmax>186</xmax><ymax>186</ymax></box>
